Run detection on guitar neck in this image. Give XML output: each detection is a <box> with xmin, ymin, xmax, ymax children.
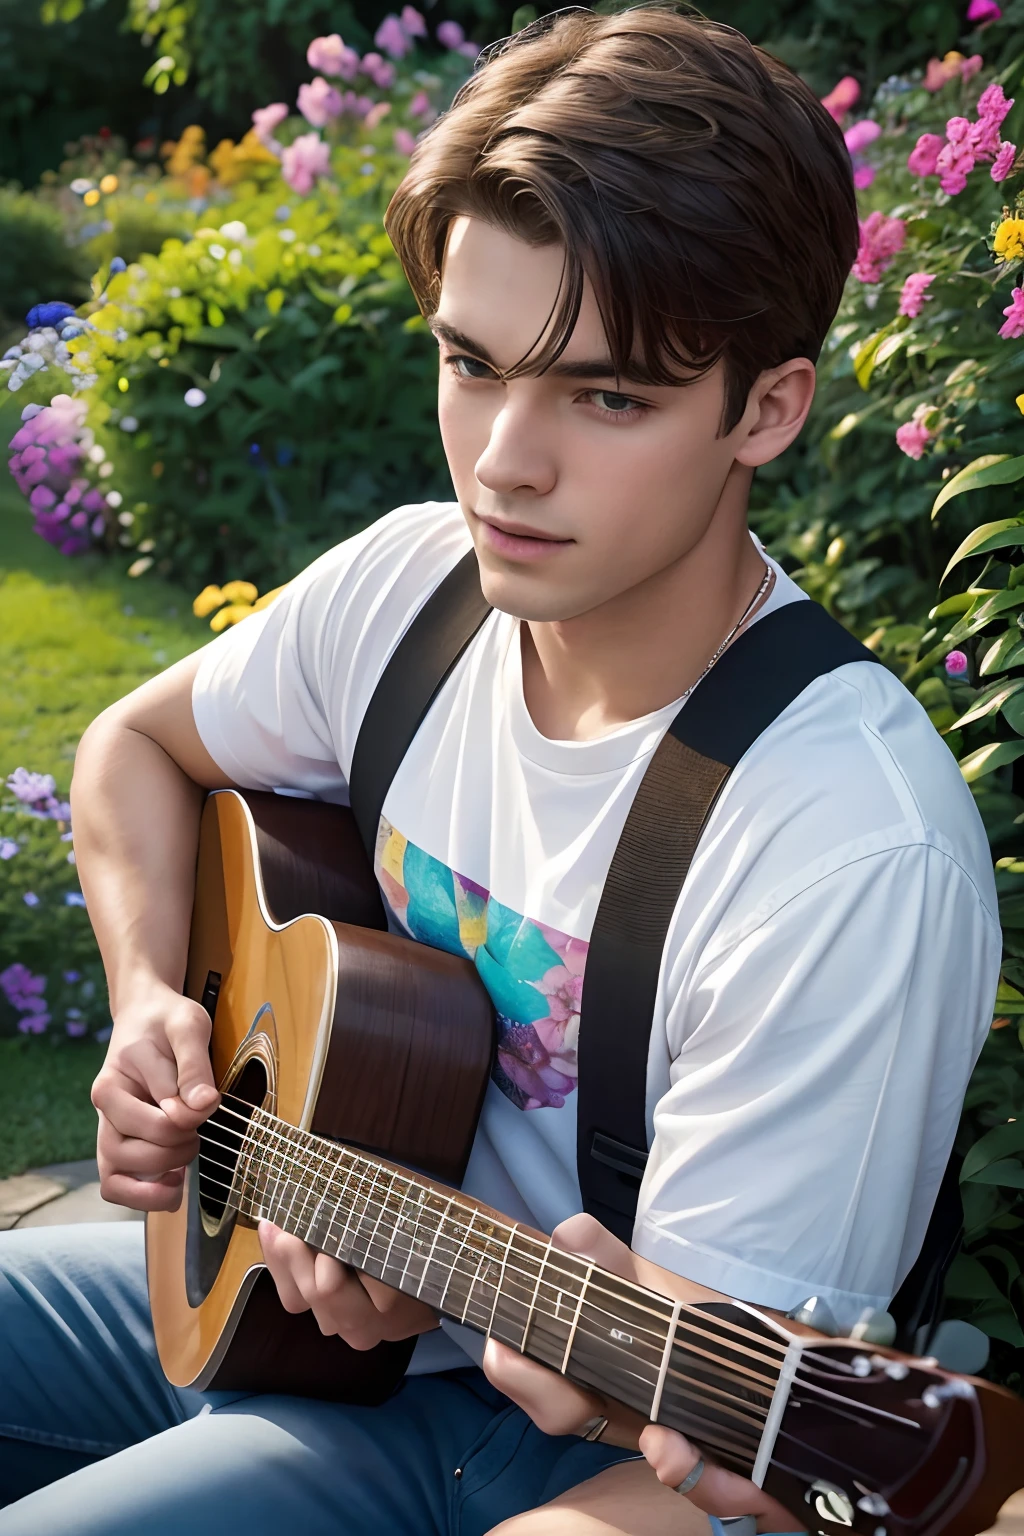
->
<box><xmin>217</xmin><ymin>1104</ymin><xmax>787</xmax><ymax>1476</ymax></box>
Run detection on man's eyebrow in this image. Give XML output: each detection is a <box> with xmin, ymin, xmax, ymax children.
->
<box><xmin>428</xmin><ymin>318</ymin><xmax>647</xmax><ymax>385</ymax></box>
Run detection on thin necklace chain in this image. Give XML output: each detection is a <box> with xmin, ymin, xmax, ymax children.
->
<box><xmin>676</xmin><ymin>560</ymin><xmax>774</xmax><ymax>709</ymax></box>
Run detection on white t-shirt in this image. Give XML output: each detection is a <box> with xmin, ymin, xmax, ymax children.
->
<box><xmin>192</xmin><ymin>499</ymin><xmax>1000</xmax><ymax>1371</ymax></box>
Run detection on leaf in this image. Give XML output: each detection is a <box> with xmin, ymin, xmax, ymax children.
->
<box><xmin>966</xmin><ymin>1300</ymin><xmax>1024</xmax><ymax>1348</ymax></box>
<box><xmin>959</xmin><ymin>740</ymin><xmax>1024</xmax><ymax>782</ymax></box>
<box><xmin>853</xmin><ymin>326</ymin><xmax>895</xmax><ymax>390</ymax></box>
<box><xmin>944</xmin><ymin>1252</ymin><xmax>1003</xmax><ymax>1299</ymax></box>
<box><xmin>949</xmin><ymin>678</ymin><xmax>1024</xmax><ymax>730</ymax></box>
<box><xmin>941</xmin><ymin>519</ymin><xmax>1024</xmax><ymax>582</ymax></box>
<box><xmin>979</xmin><ymin>629</ymin><xmax>1024</xmax><ymax>676</ymax></box>
<box><xmin>932</xmin><ymin>455</ymin><xmax>1024</xmax><ymax>520</ymax></box>
<box><xmin>961</xmin><ymin>1120</ymin><xmax>1024</xmax><ymax>1181</ymax></box>
<box><xmin>994</xmin><ymin>978</ymin><xmax>1024</xmax><ymax>1015</ymax></box>
<box><xmin>970</xmin><ymin>1158</ymin><xmax>1024</xmax><ymax>1187</ymax></box>
<box><xmin>1002</xmin><ymin>689</ymin><xmax>1024</xmax><ymax>734</ymax></box>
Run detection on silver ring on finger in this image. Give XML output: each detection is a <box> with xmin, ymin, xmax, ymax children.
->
<box><xmin>675</xmin><ymin>1458</ymin><xmax>705</xmax><ymax>1495</ymax></box>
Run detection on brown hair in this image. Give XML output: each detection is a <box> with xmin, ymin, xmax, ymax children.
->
<box><xmin>384</xmin><ymin>4</ymin><xmax>859</xmax><ymax>435</ymax></box>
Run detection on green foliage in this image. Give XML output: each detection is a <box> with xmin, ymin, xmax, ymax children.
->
<box><xmin>0</xmin><ymin>188</ymin><xmax>89</xmax><ymax>339</ymax></box>
<box><xmin>0</xmin><ymin>1036</ymin><xmax>106</xmax><ymax>1178</ymax></box>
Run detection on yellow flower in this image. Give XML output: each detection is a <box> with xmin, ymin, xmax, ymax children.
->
<box><xmin>1017</xmin><ymin>392</ymin><xmax>1024</xmax><ymax>416</ymax></box>
<box><xmin>99</xmin><ymin>173</ymin><xmax>118</xmax><ymax>194</ymax></box>
<box><xmin>219</xmin><ymin>580</ymin><xmax>258</xmax><ymax>604</ymax></box>
<box><xmin>83</xmin><ymin>189</ymin><xmax>100</xmax><ymax>207</ymax></box>
<box><xmin>192</xmin><ymin>584</ymin><xmax>224</xmax><ymax>618</ymax></box>
<box><xmin>253</xmin><ymin>583</ymin><xmax>288</xmax><ymax>611</ymax></box>
<box><xmin>209</xmin><ymin>603</ymin><xmax>254</xmax><ymax>632</ymax></box>
<box><xmin>993</xmin><ymin>217</ymin><xmax>1024</xmax><ymax>264</ymax></box>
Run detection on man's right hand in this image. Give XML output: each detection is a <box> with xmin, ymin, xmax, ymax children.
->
<box><xmin>91</xmin><ymin>980</ymin><xmax>221</xmax><ymax>1211</ymax></box>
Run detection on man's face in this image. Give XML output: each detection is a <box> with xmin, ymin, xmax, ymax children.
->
<box><xmin>432</xmin><ymin>216</ymin><xmax>754</xmax><ymax>622</ymax></box>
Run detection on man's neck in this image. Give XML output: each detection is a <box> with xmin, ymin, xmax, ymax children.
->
<box><xmin>521</xmin><ymin>514</ymin><xmax>769</xmax><ymax>743</ymax></box>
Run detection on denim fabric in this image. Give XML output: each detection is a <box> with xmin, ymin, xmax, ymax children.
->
<box><xmin>0</xmin><ymin>1222</ymin><xmax>643</xmax><ymax>1534</ymax></box>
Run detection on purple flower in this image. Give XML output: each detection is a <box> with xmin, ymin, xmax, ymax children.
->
<box><xmin>252</xmin><ymin>103</ymin><xmax>289</xmax><ymax>146</ymax></box>
<box><xmin>25</xmin><ymin>301</ymin><xmax>76</xmax><ymax>330</ymax></box>
<box><xmin>65</xmin><ymin>1019</ymin><xmax>87</xmax><ymax>1037</ymax></box>
<box><xmin>409</xmin><ymin>89</ymin><xmax>434</xmax><ymax>121</ymax></box>
<box><xmin>374</xmin><ymin>14</ymin><xmax>409</xmax><ymax>59</ymax></box>
<box><xmin>23</xmin><ymin>892</ymin><xmax>40</xmax><ymax>907</ymax></box>
<box><xmin>63</xmin><ymin>970</ymin><xmax>81</xmax><ymax>983</ymax></box>
<box><xmin>280</xmin><ymin>133</ymin><xmax>332</xmax><ymax>194</ymax></box>
<box><xmin>945</xmin><ymin>650</ymin><xmax>969</xmax><ymax>676</ymax></box>
<box><xmin>7</xmin><ymin>767</ymin><xmax>56</xmax><ymax>807</ymax></box>
<box><xmin>400</xmin><ymin>6</ymin><xmax>426</xmax><ymax>36</ymax></box>
<box><xmin>0</xmin><ymin>838</ymin><xmax>18</xmax><ymax>859</ymax></box>
<box><xmin>18</xmin><ymin>1014</ymin><xmax>50</xmax><ymax>1035</ymax></box>
<box><xmin>437</xmin><ymin>19</ymin><xmax>465</xmax><ymax>48</ymax></box>
<box><xmin>64</xmin><ymin>892</ymin><xmax>87</xmax><ymax>907</ymax></box>
<box><xmin>306</xmin><ymin>34</ymin><xmax>359</xmax><ymax>79</ymax></box>
<box><xmin>298</xmin><ymin>77</ymin><xmax>344</xmax><ymax>126</ymax></box>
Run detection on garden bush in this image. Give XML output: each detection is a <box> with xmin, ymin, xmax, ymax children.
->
<box><xmin>0</xmin><ymin>189</ymin><xmax>90</xmax><ymax>342</ymax></box>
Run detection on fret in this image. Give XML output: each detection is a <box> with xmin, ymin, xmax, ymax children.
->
<box><xmin>360</xmin><ymin>1166</ymin><xmax>400</xmax><ymax>1278</ymax></box>
<box><xmin>519</xmin><ymin>1236</ymin><xmax>552</xmax><ymax>1355</ymax></box>
<box><xmin>320</xmin><ymin>1150</ymin><xmax>365</xmax><ymax>1261</ymax></box>
<box><xmin>650</xmin><ymin>1301</ymin><xmax>681</xmax><ymax>1423</ymax></box>
<box><xmin>336</xmin><ymin>1156</ymin><xmax>383</xmax><ymax>1263</ymax></box>
<box><xmin>438</xmin><ymin>1208</ymin><xmax>476</xmax><ymax>1314</ymax></box>
<box><xmin>415</xmin><ymin>1193</ymin><xmax>455</xmax><ymax>1302</ymax></box>
<box><xmin>392</xmin><ymin>1184</ymin><xmax>436</xmax><ymax>1293</ymax></box>
<box><xmin>485</xmin><ymin>1224</ymin><xmax>518</xmax><ymax>1339</ymax></box>
<box><xmin>561</xmin><ymin>1263</ymin><xmax>594</xmax><ymax>1374</ymax></box>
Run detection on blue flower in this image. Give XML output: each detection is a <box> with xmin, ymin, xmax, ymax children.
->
<box><xmin>109</xmin><ymin>257</ymin><xmax>127</xmax><ymax>274</ymax></box>
<box><xmin>64</xmin><ymin>892</ymin><xmax>87</xmax><ymax>907</ymax></box>
<box><xmin>26</xmin><ymin>301</ymin><xmax>76</xmax><ymax>330</ymax></box>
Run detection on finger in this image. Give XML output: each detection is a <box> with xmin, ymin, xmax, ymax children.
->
<box><xmin>483</xmin><ymin>1339</ymin><xmax>602</xmax><ymax>1436</ymax></box>
<box><xmin>95</xmin><ymin>1167</ymin><xmax>186</xmax><ymax>1212</ymax></box>
<box><xmin>165</xmin><ymin>1008</ymin><xmax>219</xmax><ymax>1111</ymax></box>
<box><xmin>357</xmin><ymin>1269</ymin><xmax>405</xmax><ymax>1314</ymax></box>
<box><xmin>92</xmin><ymin>1086</ymin><xmax>197</xmax><ymax>1147</ymax></box>
<box><xmin>638</xmin><ymin>1426</ymin><xmax>799</xmax><ymax>1531</ymax></box>
<box><xmin>551</xmin><ymin>1212</ymin><xmax>638</xmax><ymax>1280</ymax></box>
<box><xmin>259</xmin><ymin>1221</ymin><xmax>316</xmax><ymax>1313</ymax></box>
<box><xmin>98</xmin><ymin>1133</ymin><xmax>199</xmax><ymax>1178</ymax></box>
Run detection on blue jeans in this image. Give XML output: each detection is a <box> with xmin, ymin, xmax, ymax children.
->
<box><xmin>0</xmin><ymin>1222</ymin><xmax>645</xmax><ymax>1534</ymax></box>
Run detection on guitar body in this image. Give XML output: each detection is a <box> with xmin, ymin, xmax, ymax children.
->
<box><xmin>146</xmin><ymin>789</ymin><xmax>495</xmax><ymax>1402</ymax></box>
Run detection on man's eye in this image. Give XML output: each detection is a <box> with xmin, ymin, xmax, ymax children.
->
<box><xmin>449</xmin><ymin>355</ymin><xmax>496</xmax><ymax>380</ymax></box>
<box><xmin>592</xmin><ymin>391</ymin><xmax>638</xmax><ymax>414</ymax></box>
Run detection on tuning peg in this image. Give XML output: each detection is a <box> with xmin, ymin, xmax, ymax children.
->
<box><xmin>850</xmin><ymin>1308</ymin><xmax>897</xmax><ymax>1347</ymax></box>
<box><xmin>786</xmin><ymin>1296</ymin><xmax>839</xmax><ymax>1336</ymax></box>
<box><xmin>916</xmin><ymin>1320</ymin><xmax>990</xmax><ymax>1376</ymax></box>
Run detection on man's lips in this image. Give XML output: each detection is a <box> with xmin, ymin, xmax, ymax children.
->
<box><xmin>475</xmin><ymin>516</ymin><xmax>574</xmax><ymax>563</ymax></box>
<box><xmin>477</xmin><ymin>516</ymin><xmax>572</xmax><ymax>542</ymax></box>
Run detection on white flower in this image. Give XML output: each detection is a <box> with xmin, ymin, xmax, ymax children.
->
<box><xmin>184</xmin><ymin>387</ymin><xmax>207</xmax><ymax>407</ymax></box>
<box><xmin>167</xmin><ymin>286</ymin><xmax>182</xmax><ymax>298</ymax></box>
<box><xmin>119</xmin><ymin>416</ymin><xmax>139</xmax><ymax>432</ymax></box>
<box><xmin>88</xmin><ymin>444</ymin><xmax>106</xmax><ymax>463</ymax></box>
<box><xmin>208</xmin><ymin>243</ymin><xmax>226</xmax><ymax>260</ymax></box>
<box><xmin>228</xmin><ymin>248</ymin><xmax>243</xmax><ymax>266</ymax></box>
<box><xmin>118</xmin><ymin>511</ymin><xmax>135</xmax><ymax>527</ymax></box>
<box><xmin>98</xmin><ymin>461</ymin><xmax>115</xmax><ymax>478</ymax></box>
<box><xmin>219</xmin><ymin>220</ymin><xmax>248</xmax><ymax>241</ymax></box>
<box><xmin>279</xmin><ymin>228</ymin><xmax>297</xmax><ymax>243</ymax></box>
<box><xmin>70</xmin><ymin>178</ymin><xmax>93</xmax><ymax>194</ymax></box>
<box><xmin>308</xmin><ymin>243</ymin><xmax>322</xmax><ymax>256</ymax></box>
<box><xmin>106</xmin><ymin>490</ymin><xmax>123</xmax><ymax>508</ymax></box>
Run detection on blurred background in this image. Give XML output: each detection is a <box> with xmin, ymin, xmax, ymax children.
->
<box><xmin>2</xmin><ymin>0</ymin><xmax>1024</xmax><ymax>1392</ymax></box>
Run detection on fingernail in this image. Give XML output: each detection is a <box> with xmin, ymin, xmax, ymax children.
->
<box><xmin>183</xmin><ymin>1085</ymin><xmax>212</xmax><ymax>1107</ymax></box>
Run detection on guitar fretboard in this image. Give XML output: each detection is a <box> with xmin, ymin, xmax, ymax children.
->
<box><xmin>201</xmin><ymin>1102</ymin><xmax>786</xmax><ymax>1474</ymax></box>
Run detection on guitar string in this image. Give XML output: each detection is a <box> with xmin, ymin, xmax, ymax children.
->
<box><xmin>206</xmin><ymin>1097</ymin><xmax>789</xmax><ymax>1369</ymax></box>
<box><xmin>196</xmin><ymin>1127</ymin><xmax>783</xmax><ymax>1384</ymax></box>
<box><xmin>195</xmin><ymin>1141</ymin><xmax>917</xmax><ymax>1451</ymax></box>
<box><xmin>200</xmin><ymin>1108</ymin><xmax>784</xmax><ymax>1385</ymax></box>
<box><xmin>195</xmin><ymin>1155</ymin><xmax>768</xmax><ymax>1460</ymax></box>
<box><xmin>197</xmin><ymin>1155</ymin><xmax>774</xmax><ymax>1447</ymax></box>
<box><xmin>195</xmin><ymin>1146</ymin><xmax>774</xmax><ymax>1398</ymax></box>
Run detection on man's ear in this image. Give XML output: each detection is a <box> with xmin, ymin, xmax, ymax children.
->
<box><xmin>732</xmin><ymin>357</ymin><xmax>816</xmax><ymax>469</ymax></box>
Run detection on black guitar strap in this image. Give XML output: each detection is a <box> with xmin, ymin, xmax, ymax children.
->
<box><xmin>348</xmin><ymin>550</ymin><xmax>880</xmax><ymax>1243</ymax></box>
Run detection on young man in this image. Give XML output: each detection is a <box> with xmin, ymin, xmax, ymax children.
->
<box><xmin>0</xmin><ymin>7</ymin><xmax>1000</xmax><ymax>1534</ymax></box>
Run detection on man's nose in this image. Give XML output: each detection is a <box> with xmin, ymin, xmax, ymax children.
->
<box><xmin>473</xmin><ymin>395</ymin><xmax>557</xmax><ymax>497</ymax></box>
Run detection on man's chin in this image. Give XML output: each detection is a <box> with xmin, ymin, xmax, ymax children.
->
<box><xmin>475</xmin><ymin>556</ymin><xmax>600</xmax><ymax>624</ymax></box>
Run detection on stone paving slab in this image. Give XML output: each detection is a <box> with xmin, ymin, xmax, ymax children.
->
<box><xmin>0</xmin><ymin>1160</ymin><xmax>143</xmax><ymax>1229</ymax></box>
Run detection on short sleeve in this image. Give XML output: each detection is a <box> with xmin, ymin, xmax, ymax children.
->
<box><xmin>632</xmin><ymin>840</ymin><xmax>1001</xmax><ymax>1327</ymax></box>
<box><xmin>191</xmin><ymin>501</ymin><xmax>472</xmax><ymax>799</ymax></box>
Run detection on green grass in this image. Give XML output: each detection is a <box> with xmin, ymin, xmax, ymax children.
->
<box><xmin>0</xmin><ymin>1038</ymin><xmax>107</xmax><ymax>1177</ymax></box>
<box><xmin>0</xmin><ymin>398</ymin><xmax>206</xmax><ymax>1176</ymax></box>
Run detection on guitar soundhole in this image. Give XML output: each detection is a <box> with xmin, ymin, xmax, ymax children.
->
<box><xmin>198</xmin><ymin>1057</ymin><xmax>267</xmax><ymax>1225</ymax></box>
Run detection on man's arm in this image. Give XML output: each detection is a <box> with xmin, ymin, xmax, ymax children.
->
<box><xmin>72</xmin><ymin>651</ymin><xmax>238</xmax><ymax>1210</ymax></box>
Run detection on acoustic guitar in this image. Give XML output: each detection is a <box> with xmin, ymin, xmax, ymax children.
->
<box><xmin>147</xmin><ymin>789</ymin><xmax>1024</xmax><ymax>1536</ymax></box>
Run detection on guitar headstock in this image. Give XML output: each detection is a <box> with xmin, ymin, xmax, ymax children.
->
<box><xmin>765</xmin><ymin>1340</ymin><xmax>1024</xmax><ymax>1536</ymax></box>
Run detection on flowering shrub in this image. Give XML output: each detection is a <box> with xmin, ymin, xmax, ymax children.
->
<box><xmin>3</xmin><ymin>19</ymin><xmax>473</xmax><ymax>588</ymax></box>
<box><xmin>0</xmin><ymin>770</ymin><xmax>108</xmax><ymax>1041</ymax></box>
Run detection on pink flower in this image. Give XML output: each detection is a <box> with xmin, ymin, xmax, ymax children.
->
<box><xmin>360</xmin><ymin>51</ymin><xmax>396</xmax><ymax>89</ymax></box>
<box><xmin>899</xmin><ymin>272</ymin><xmax>936</xmax><ymax>317</ymax></box>
<box><xmin>999</xmin><ymin>285</ymin><xmax>1024</xmax><ymax>339</ymax></box>
<box><xmin>924</xmin><ymin>56</ymin><xmax>959</xmax><ymax>91</ymax></box>
<box><xmin>851</xmin><ymin>210</ymin><xmax>906</xmax><ymax>283</ymax></box>
<box><xmin>977</xmin><ymin>81</ymin><xmax>1013</xmax><ymax>126</ymax></box>
<box><xmin>409</xmin><ymin>89</ymin><xmax>434</xmax><ymax>121</ymax></box>
<box><xmin>393</xmin><ymin>127</ymin><xmax>417</xmax><ymax>155</ymax></box>
<box><xmin>821</xmin><ymin>75</ymin><xmax>860</xmax><ymax>122</ymax></box>
<box><xmin>251</xmin><ymin>102</ymin><xmax>288</xmax><ymax>145</ymax></box>
<box><xmin>992</xmin><ymin>141</ymin><xmax>1017</xmax><ymax>181</ymax></box>
<box><xmin>364</xmin><ymin>101</ymin><xmax>392</xmax><ymax>130</ymax></box>
<box><xmin>374</xmin><ymin>14</ymin><xmax>409</xmax><ymax>59</ymax></box>
<box><xmin>437</xmin><ymin>18</ymin><xmax>465</xmax><ymax>48</ymax></box>
<box><xmin>297</xmin><ymin>76</ymin><xmax>343</xmax><ymax>127</ymax></box>
<box><xmin>853</xmin><ymin>165</ymin><xmax>876</xmax><ymax>189</ymax></box>
<box><xmin>945</xmin><ymin>650</ymin><xmax>969</xmax><ymax>675</ymax></box>
<box><xmin>936</xmin><ymin>123</ymin><xmax>976</xmax><ymax>194</ymax></box>
<box><xmin>961</xmin><ymin>53</ymin><xmax>984</xmax><ymax>80</ymax></box>
<box><xmin>306</xmin><ymin>34</ymin><xmax>359</xmax><ymax>79</ymax></box>
<box><xmin>400</xmin><ymin>6</ymin><xmax>426</xmax><ymax>37</ymax></box>
<box><xmin>907</xmin><ymin>132</ymin><xmax>944</xmax><ymax>176</ymax></box>
<box><xmin>457</xmin><ymin>41</ymin><xmax>481</xmax><ymax>59</ymax></box>
<box><xmin>967</xmin><ymin>0</ymin><xmax>1002</xmax><ymax>21</ymax></box>
<box><xmin>844</xmin><ymin>119</ymin><xmax>881</xmax><ymax>155</ymax></box>
<box><xmin>896</xmin><ymin>419</ymin><xmax>934</xmax><ymax>459</ymax></box>
<box><xmin>280</xmin><ymin>132</ymin><xmax>331</xmax><ymax>194</ymax></box>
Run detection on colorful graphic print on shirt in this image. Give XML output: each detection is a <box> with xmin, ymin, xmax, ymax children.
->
<box><xmin>375</xmin><ymin>818</ymin><xmax>588</xmax><ymax>1111</ymax></box>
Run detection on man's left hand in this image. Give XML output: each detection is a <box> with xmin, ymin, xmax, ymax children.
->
<box><xmin>482</xmin><ymin>1213</ymin><xmax>800</xmax><ymax>1531</ymax></box>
